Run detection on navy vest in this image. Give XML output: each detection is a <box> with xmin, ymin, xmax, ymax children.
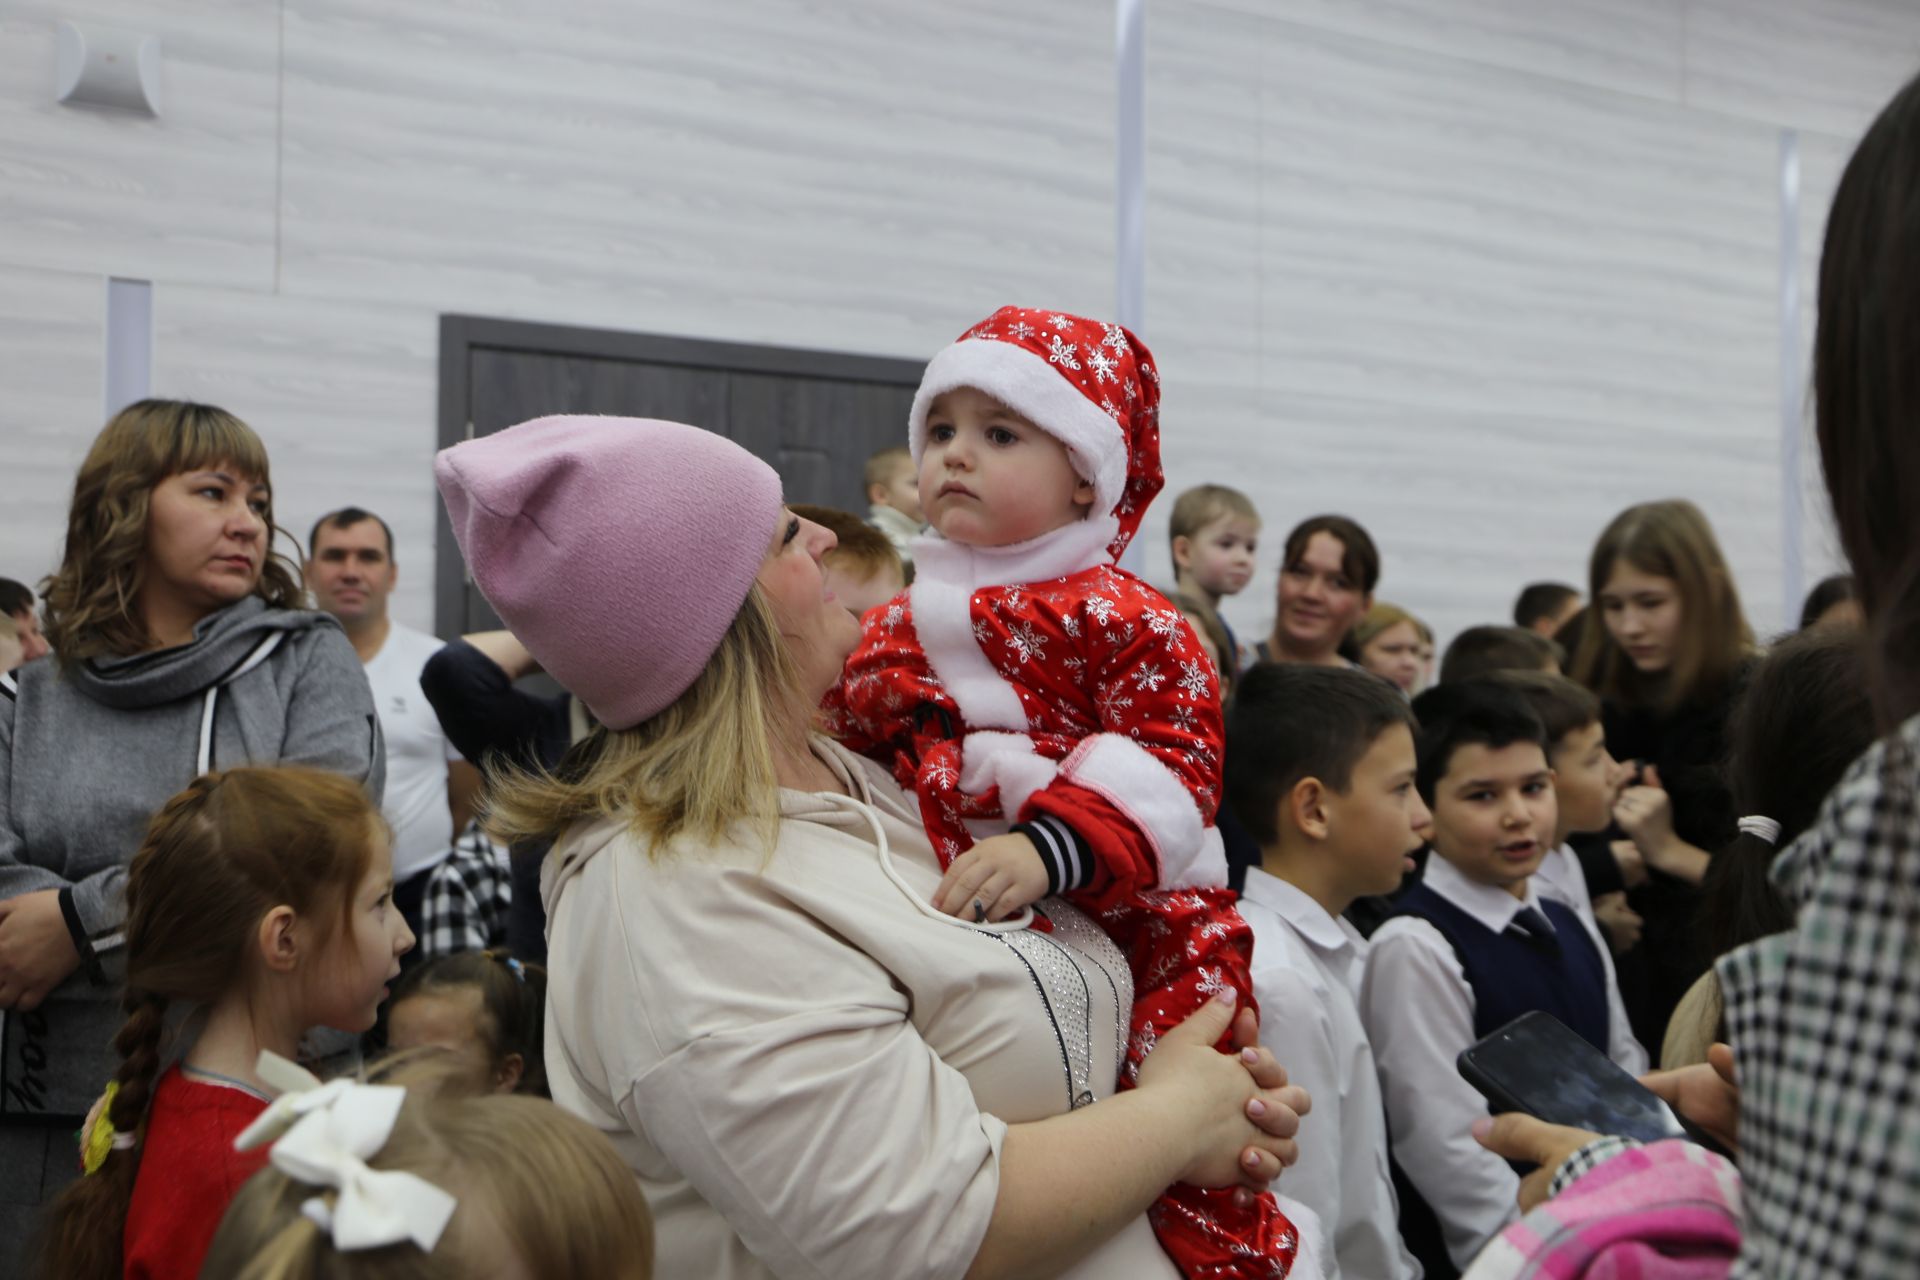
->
<box><xmin>1392</xmin><ymin>879</ymin><xmax>1611</xmax><ymax>1053</ymax></box>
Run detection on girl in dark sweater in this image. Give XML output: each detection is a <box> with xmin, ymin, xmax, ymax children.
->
<box><xmin>1570</xmin><ymin>498</ymin><xmax>1756</xmax><ymax>1050</ymax></box>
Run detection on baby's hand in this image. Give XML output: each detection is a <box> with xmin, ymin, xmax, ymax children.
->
<box><xmin>934</xmin><ymin>834</ymin><xmax>1050</xmax><ymax>923</ymax></box>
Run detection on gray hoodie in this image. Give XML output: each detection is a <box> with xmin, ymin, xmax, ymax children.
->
<box><xmin>0</xmin><ymin>596</ymin><xmax>384</xmax><ymax>1118</ymax></box>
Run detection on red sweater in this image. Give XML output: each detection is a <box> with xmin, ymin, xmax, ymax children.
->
<box><xmin>123</xmin><ymin>1067</ymin><xmax>270</xmax><ymax>1280</ymax></box>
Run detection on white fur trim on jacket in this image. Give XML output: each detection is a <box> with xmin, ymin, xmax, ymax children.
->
<box><xmin>908</xmin><ymin>516</ymin><xmax>1120</xmax><ymax>732</ymax></box>
<box><xmin>910</xmin><ymin>339</ymin><xmax>1129</xmax><ymax>519</ymax></box>
<box><xmin>957</xmin><ymin>731</ymin><xmax>1062</xmax><ymax>823</ymax></box>
<box><xmin>1059</xmin><ymin>733</ymin><xmax>1228</xmax><ymax>889</ymax></box>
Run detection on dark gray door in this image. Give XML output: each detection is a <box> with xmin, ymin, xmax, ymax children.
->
<box><xmin>438</xmin><ymin>316</ymin><xmax>923</xmax><ymax>637</ymax></box>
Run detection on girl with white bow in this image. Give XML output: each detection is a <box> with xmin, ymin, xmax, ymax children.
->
<box><xmin>199</xmin><ymin>1053</ymin><xmax>653</xmax><ymax>1279</ymax></box>
<box><xmin>36</xmin><ymin>766</ymin><xmax>414</xmax><ymax>1280</ymax></box>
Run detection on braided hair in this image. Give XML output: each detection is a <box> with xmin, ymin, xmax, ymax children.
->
<box><xmin>34</xmin><ymin>767</ymin><xmax>380</xmax><ymax>1280</ymax></box>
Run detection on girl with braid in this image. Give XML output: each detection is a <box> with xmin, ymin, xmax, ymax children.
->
<box><xmin>34</xmin><ymin>766</ymin><xmax>413</xmax><ymax>1280</ymax></box>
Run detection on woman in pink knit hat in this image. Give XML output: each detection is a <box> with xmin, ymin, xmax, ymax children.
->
<box><xmin>435</xmin><ymin>415</ymin><xmax>1312</xmax><ymax>1280</ymax></box>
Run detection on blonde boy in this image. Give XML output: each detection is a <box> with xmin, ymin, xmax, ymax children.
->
<box><xmin>863</xmin><ymin>447</ymin><xmax>924</xmax><ymax>568</ymax></box>
<box><xmin>1169</xmin><ymin>484</ymin><xmax>1260</xmax><ymax>671</ymax></box>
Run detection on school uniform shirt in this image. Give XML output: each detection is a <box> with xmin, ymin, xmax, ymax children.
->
<box><xmin>1362</xmin><ymin>857</ymin><xmax>1638</xmax><ymax>1271</ymax></box>
<box><xmin>1239</xmin><ymin>869</ymin><xmax>1421</xmax><ymax>1280</ymax></box>
<box><xmin>363</xmin><ymin>623</ymin><xmax>463</xmax><ymax>882</ymax></box>
<box><xmin>1530</xmin><ymin>845</ymin><xmax>1648</xmax><ymax>1075</ymax></box>
<box><xmin>123</xmin><ymin>1066</ymin><xmax>271</xmax><ymax>1279</ymax></box>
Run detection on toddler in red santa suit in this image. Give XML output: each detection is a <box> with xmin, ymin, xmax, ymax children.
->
<box><xmin>827</xmin><ymin>305</ymin><xmax>1303</xmax><ymax>1279</ymax></box>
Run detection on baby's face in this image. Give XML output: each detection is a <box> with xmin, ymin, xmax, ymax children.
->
<box><xmin>919</xmin><ymin>387</ymin><xmax>1093</xmax><ymax>548</ymax></box>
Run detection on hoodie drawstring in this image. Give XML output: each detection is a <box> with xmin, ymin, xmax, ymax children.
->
<box><xmin>196</xmin><ymin>632</ymin><xmax>285</xmax><ymax>775</ymax></box>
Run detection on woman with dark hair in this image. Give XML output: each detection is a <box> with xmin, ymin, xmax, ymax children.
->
<box><xmin>0</xmin><ymin>401</ymin><xmax>381</xmax><ymax>1263</ymax></box>
<box><xmin>1258</xmin><ymin>514</ymin><xmax>1379</xmax><ymax>668</ymax></box>
<box><xmin>1467</xmin><ymin>68</ymin><xmax>1920</xmax><ymax>1277</ymax></box>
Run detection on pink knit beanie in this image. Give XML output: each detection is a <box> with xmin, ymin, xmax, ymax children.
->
<box><xmin>434</xmin><ymin>415</ymin><xmax>783</xmax><ymax>731</ymax></box>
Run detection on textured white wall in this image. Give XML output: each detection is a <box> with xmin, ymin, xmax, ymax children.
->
<box><xmin>1</xmin><ymin>0</ymin><xmax>1915</xmax><ymax>642</ymax></box>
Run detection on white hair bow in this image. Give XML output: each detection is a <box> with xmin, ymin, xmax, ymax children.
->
<box><xmin>234</xmin><ymin>1051</ymin><xmax>457</xmax><ymax>1254</ymax></box>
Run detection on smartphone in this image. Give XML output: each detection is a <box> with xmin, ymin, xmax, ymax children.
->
<box><xmin>1457</xmin><ymin>1010</ymin><xmax>1733</xmax><ymax>1159</ymax></box>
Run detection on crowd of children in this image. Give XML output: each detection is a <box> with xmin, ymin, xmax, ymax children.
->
<box><xmin>4</xmin><ymin>75</ymin><xmax>1916</xmax><ymax>1270</ymax></box>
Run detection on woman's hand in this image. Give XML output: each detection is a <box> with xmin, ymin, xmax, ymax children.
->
<box><xmin>1642</xmin><ymin>1042</ymin><xmax>1740</xmax><ymax>1157</ymax></box>
<box><xmin>0</xmin><ymin>890</ymin><xmax>82</xmax><ymax>1011</ymax></box>
<box><xmin>1471</xmin><ymin>1113</ymin><xmax>1603</xmax><ymax>1212</ymax></box>
<box><xmin>1135</xmin><ymin>991</ymin><xmax>1309</xmax><ymax>1190</ymax></box>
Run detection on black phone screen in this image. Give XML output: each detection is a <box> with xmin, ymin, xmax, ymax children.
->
<box><xmin>1458</xmin><ymin>1011</ymin><xmax>1693</xmax><ymax>1148</ymax></box>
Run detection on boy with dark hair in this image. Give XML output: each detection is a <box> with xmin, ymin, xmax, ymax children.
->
<box><xmin>1226</xmin><ymin>664</ymin><xmax>1427</xmax><ymax>1280</ymax></box>
<box><xmin>1360</xmin><ymin>679</ymin><xmax>1631</xmax><ymax>1273</ymax></box>
<box><xmin>0</xmin><ymin>577</ymin><xmax>48</xmax><ymax>666</ymax></box>
<box><xmin>1438</xmin><ymin>624</ymin><xmax>1560</xmax><ymax>684</ymax></box>
<box><xmin>1513</xmin><ymin>581</ymin><xmax>1581</xmax><ymax>636</ymax></box>
<box><xmin>1490</xmin><ymin>671</ymin><xmax>1646</xmax><ymax>1073</ymax></box>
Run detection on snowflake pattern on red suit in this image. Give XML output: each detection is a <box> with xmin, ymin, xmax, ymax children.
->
<box><xmin>828</xmin><ymin>304</ymin><xmax>1300</xmax><ymax>1278</ymax></box>
<box><xmin>827</xmin><ymin>561</ymin><xmax>1300</xmax><ymax>1279</ymax></box>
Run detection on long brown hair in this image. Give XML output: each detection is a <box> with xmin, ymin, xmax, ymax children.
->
<box><xmin>1814</xmin><ymin>70</ymin><xmax>1920</xmax><ymax>727</ymax></box>
<box><xmin>1571</xmin><ymin>499</ymin><xmax>1754</xmax><ymax>711</ymax></box>
<box><xmin>34</xmin><ymin>767</ymin><xmax>379</xmax><ymax>1280</ymax></box>
<box><xmin>41</xmin><ymin>399</ymin><xmax>304</xmax><ymax>665</ymax></box>
<box><xmin>201</xmin><ymin>1089</ymin><xmax>654</xmax><ymax>1280</ymax></box>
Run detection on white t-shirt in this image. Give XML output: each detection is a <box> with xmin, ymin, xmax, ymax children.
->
<box><xmin>363</xmin><ymin>622</ymin><xmax>462</xmax><ymax>881</ymax></box>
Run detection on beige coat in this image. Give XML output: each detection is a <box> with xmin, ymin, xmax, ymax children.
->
<box><xmin>541</xmin><ymin>735</ymin><xmax>1180</xmax><ymax>1280</ymax></box>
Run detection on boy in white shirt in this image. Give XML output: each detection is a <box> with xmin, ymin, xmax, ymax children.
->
<box><xmin>1492</xmin><ymin>670</ymin><xmax>1647</xmax><ymax>1074</ymax></box>
<box><xmin>1361</xmin><ymin>679</ymin><xmax>1638</xmax><ymax>1274</ymax></box>
<box><xmin>1225</xmin><ymin>663</ymin><xmax>1429</xmax><ymax>1280</ymax></box>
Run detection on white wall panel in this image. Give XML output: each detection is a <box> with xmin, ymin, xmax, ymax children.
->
<box><xmin>150</xmin><ymin>287</ymin><xmax>441</xmax><ymax>632</ymax></box>
<box><xmin>0</xmin><ymin>2</ymin><xmax>279</xmax><ymax>287</ymax></box>
<box><xmin>1205</xmin><ymin>0</ymin><xmax>1685</xmax><ymax>104</ymax></box>
<box><xmin>1252</xmin><ymin>20</ymin><xmax>1781</xmax><ymax>647</ymax></box>
<box><xmin>1684</xmin><ymin>0</ymin><xmax>1920</xmax><ymax>137</ymax></box>
<box><xmin>275</xmin><ymin>0</ymin><xmax>1115</xmax><ymax>357</ymax></box>
<box><xmin>0</xmin><ymin>267</ymin><xmax>103</xmax><ymax>589</ymax></box>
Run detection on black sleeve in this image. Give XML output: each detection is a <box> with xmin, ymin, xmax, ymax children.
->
<box><xmin>1011</xmin><ymin>815</ymin><xmax>1097</xmax><ymax>895</ymax></box>
<box><xmin>420</xmin><ymin>640</ymin><xmax>571</xmax><ymax>774</ymax></box>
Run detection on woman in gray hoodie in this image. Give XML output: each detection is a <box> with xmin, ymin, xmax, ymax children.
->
<box><xmin>0</xmin><ymin>400</ymin><xmax>384</xmax><ymax>1256</ymax></box>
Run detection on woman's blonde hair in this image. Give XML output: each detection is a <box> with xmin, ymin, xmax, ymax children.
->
<box><xmin>200</xmin><ymin>1088</ymin><xmax>653</xmax><ymax>1280</ymax></box>
<box><xmin>1350</xmin><ymin>601</ymin><xmax>1427</xmax><ymax>652</ymax></box>
<box><xmin>1571</xmin><ymin>499</ymin><xmax>1754</xmax><ymax>710</ymax></box>
<box><xmin>485</xmin><ymin>586</ymin><xmax>803</xmax><ymax>853</ymax></box>
<box><xmin>42</xmin><ymin>399</ymin><xmax>304</xmax><ymax>664</ymax></box>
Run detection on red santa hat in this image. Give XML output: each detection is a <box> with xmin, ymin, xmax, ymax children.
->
<box><xmin>908</xmin><ymin>306</ymin><xmax>1163</xmax><ymax>560</ymax></box>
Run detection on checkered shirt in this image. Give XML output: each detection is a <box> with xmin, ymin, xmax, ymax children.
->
<box><xmin>419</xmin><ymin>824</ymin><xmax>513</xmax><ymax>960</ymax></box>
<box><xmin>1719</xmin><ymin>714</ymin><xmax>1920</xmax><ymax>1277</ymax></box>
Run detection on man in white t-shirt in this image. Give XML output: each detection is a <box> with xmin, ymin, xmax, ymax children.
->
<box><xmin>307</xmin><ymin>508</ymin><xmax>480</xmax><ymax>952</ymax></box>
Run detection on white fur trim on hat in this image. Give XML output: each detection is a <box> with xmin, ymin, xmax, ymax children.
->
<box><xmin>1058</xmin><ymin>734</ymin><xmax>1227</xmax><ymax>889</ymax></box>
<box><xmin>910</xmin><ymin>338</ymin><xmax>1130</xmax><ymax>520</ymax></box>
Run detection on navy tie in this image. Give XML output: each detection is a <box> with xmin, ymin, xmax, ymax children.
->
<box><xmin>1507</xmin><ymin>905</ymin><xmax>1558</xmax><ymax>948</ymax></box>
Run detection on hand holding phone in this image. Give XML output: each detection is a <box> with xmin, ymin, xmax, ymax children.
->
<box><xmin>1458</xmin><ymin>1010</ymin><xmax>1734</xmax><ymax>1160</ymax></box>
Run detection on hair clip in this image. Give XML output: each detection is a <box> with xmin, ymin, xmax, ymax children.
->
<box><xmin>235</xmin><ymin>1051</ymin><xmax>456</xmax><ymax>1253</ymax></box>
<box><xmin>505</xmin><ymin>956</ymin><xmax>526</xmax><ymax>983</ymax></box>
<box><xmin>1737</xmin><ymin>815</ymin><xmax>1783</xmax><ymax>845</ymax></box>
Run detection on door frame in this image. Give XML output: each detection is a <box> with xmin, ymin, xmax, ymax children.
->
<box><xmin>435</xmin><ymin>314</ymin><xmax>925</xmax><ymax>638</ymax></box>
